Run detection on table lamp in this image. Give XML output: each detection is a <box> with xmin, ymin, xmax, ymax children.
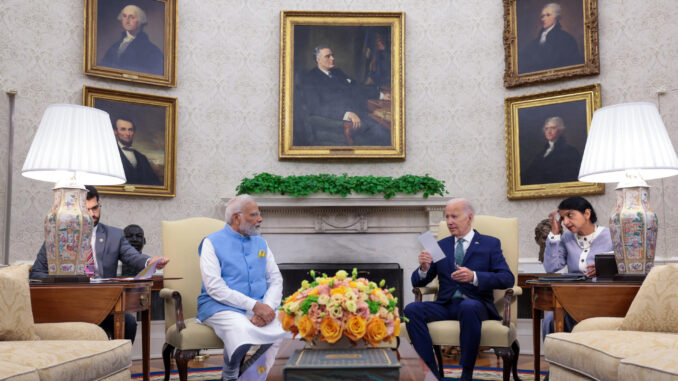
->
<box><xmin>579</xmin><ymin>102</ymin><xmax>678</xmax><ymax>277</ymax></box>
<box><xmin>22</xmin><ymin>104</ymin><xmax>125</xmax><ymax>280</ymax></box>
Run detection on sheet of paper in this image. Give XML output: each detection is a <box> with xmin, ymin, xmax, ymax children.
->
<box><xmin>134</xmin><ymin>260</ymin><xmax>158</xmax><ymax>279</ymax></box>
<box><xmin>418</xmin><ymin>231</ymin><xmax>447</xmax><ymax>262</ymax></box>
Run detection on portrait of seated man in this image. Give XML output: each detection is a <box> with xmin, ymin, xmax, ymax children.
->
<box><xmin>295</xmin><ymin>44</ymin><xmax>391</xmax><ymax>147</ymax></box>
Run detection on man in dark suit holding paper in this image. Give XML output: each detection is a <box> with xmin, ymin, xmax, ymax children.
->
<box><xmin>30</xmin><ymin>186</ymin><xmax>169</xmax><ymax>341</ymax></box>
<box><xmin>404</xmin><ymin>198</ymin><xmax>514</xmax><ymax>381</ymax></box>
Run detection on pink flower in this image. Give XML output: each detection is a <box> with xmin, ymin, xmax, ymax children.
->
<box><xmin>356</xmin><ymin>301</ymin><xmax>370</xmax><ymax>318</ymax></box>
<box><xmin>308</xmin><ymin>303</ymin><xmax>323</xmax><ymax>323</ymax></box>
<box><xmin>316</xmin><ymin>284</ymin><xmax>331</xmax><ymax>296</ymax></box>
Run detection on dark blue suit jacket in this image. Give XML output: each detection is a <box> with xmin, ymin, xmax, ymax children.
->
<box><xmin>411</xmin><ymin>230</ymin><xmax>515</xmax><ymax>320</ymax></box>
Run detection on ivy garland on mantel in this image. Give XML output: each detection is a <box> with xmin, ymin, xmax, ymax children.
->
<box><xmin>236</xmin><ymin>173</ymin><xmax>448</xmax><ymax>199</ymax></box>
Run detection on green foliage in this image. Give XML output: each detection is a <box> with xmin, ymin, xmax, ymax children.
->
<box><xmin>235</xmin><ymin>173</ymin><xmax>447</xmax><ymax>199</ymax></box>
<box><xmin>366</xmin><ymin>299</ymin><xmax>381</xmax><ymax>314</ymax></box>
<box><xmin>300</xmin><ymin>295</ymin><xmax>319</xmax><ymax>314</ymax></box>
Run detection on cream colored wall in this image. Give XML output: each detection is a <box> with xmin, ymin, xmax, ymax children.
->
<box><xmin>1</xmin><ymin>1</ymin><xmax>678</xmax><ymax>268</ymax></box>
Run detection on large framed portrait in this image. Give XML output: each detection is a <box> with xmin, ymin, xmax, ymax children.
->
<box><xmin>83</xmin><ymin>86</ymin><xmax>177</xmax><ymax>197</ymax></box>
<box><xmin>84</xmin><ymin>0</ymin><xmax>177</xmax><ymax>87</ymax></box>
<box><xmin>503</xmin><ymin>0</ymin><xmax>599</xmax><ymax>88</ymax></box>
<box><xmin>279</xmin><ymin>11</ymin><xmax>405</xmax><ymax>159</ymax></box>
<box><xmin>505</xmin><ymin>84</ymin><xmax>604</xmax><ymax>200</ymax></box>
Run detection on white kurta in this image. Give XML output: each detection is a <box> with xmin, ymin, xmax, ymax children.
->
<box><xmin>198</xmin><ymin>238</ymin><xmax>290</xmax><ymax>358</ymax></box>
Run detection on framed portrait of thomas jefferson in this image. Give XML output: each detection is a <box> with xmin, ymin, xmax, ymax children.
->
<box><xmin>505</xmin><ymin>84</ymin><xmax>604</xmax><ymax>200</ymax></box>
<box><xmin>279</xmin><ymin>11</ymin><xmax>405</xmax><ymax>159</ymax></box>
<box><xmin>83</xmin><ymin>86</ymin><xmax>177</xmax><ymax>197</ymax></box>
<box><xmin>503</xmin><ymin>0</ymin><xmax>599</xmax><ymax>88</ymax></box>
<box><xmin>84</xmin><ymin>0</ymin><xmax>177</xmax><ymax>87</ymax></box>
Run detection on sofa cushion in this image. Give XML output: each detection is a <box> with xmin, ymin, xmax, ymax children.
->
<box><xmin>621</xmin><ymin>264</ymin><xmax>678</xmax><ymax>333</ymax></box>
<box><xmin>0</xmin><ymin>264</ymin><xmax>38</xmax><ymax>341</ymax></box>
<box><xmin>0</xmin><ymin>360</ymin><xmax>39</xmax><ymax>381</ymax></box>
<box><xmin>545</xmin><ymin>331</ymin><xmax>678</xmax><ymax>381</ymax></box>
<box><xmin>619</xmin><ymin>349</ymin><xmax>678</xmax><ymax>381</ymax></box>
<box><xmin>34</xmin><ymin>322</ymin><xmax>108</xmax><ymax>341</ymax></box>
<box><xmin>0</xmin><ymin>340</ymin><xmax>131</xmax><ymax>381</ymax></box>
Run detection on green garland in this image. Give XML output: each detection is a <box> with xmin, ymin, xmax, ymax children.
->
<box><xmin>236</xmin><ymin>173</ymin><xmax>447</xmax><ymax>199</ymax></box>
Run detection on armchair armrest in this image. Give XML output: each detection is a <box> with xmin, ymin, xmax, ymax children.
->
<box><xmin>572</xmin><ymin>317</ymin><xmax>624</xmax><ymax>333</ymax></box>
<box><xmin>500</xmin><ymin>286</ymin><xmax>522</xmax><ymax>327</ymax></box>
<box><xmin>159</xmin><ymin>287</ymin><xmax>186</xmax><ymax>332</ymax></box>
<box><xmin>412</xmin><ymin>285</ymin><xmax>439</xmax><ymax>302</ymax></box>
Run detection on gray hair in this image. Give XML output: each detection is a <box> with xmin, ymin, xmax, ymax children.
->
<box><xmin>313</xmin><ymin>44</ymin><xmax>331</xmax><ymax>60</ymax></box>
<box><xmin>542</xmin><ymin>3</ymin><xmax>562</xmax><ymax>19</ymax></box>
<box><xmin>225</xmin><ymin>194</ymin><xmax>255</xmax><ymax>224</ymax></box>
<box><xmin>118</xmin><ymin>5</ymin><xmax>148</xmax><ymax>26</ymax></box>
<box><xmin>544</xmin><ymin>116</ymin><xmax>566</xmax><ymax>132</ymax></box>
<box><xmin>446</xmin><ymin>198</ymin><xmax>475</xmax><ymax>217</ymax></box>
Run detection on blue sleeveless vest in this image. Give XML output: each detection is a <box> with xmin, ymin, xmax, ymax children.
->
<box><xmin>196</xmin><ymin>225</ymin><xmax>268</xmax><ymax>321</ymax></box>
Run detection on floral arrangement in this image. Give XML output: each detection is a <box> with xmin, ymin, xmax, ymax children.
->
<box><xmin>278</xmin><ymin>268</ymin><xmax>406</xmax><ymax>347</ymax></box>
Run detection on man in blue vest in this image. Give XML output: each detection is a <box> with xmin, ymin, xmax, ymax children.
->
<box><xmin>196</xmin><ymin>194</ymin><xmax>287</xmax><ymax>381</ymax></box>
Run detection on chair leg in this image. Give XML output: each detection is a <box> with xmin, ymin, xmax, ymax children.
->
<box><xmin>511</xmin><ymin>341</ymin><xmax>521</xmax><ymax>381</ymax></box>
<box><xmin>433</xmin><ymin>345</ymin><xmax>444</xmax><ymax>380</ymax></box>
<box><xmin>175</xmin><ymin>349</ymin><xmax>198</xmax><ymax>381</ymax></box>
<box><xmin>493</xmin><ymin>346</ymin><xmax>514</xmax><ymax>381</ymax></box>
<box><xmin>162</xmin><ymin>343</ymin><xmax>174</xmax><ymax>381</ymax></box>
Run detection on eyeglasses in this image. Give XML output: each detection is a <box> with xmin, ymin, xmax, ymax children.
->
<box><xmin>87</xmin><ymin>204</ymin><xmax>101</xmax><ymax>213</ymax></box>
<box><xmin>236</xmin><ymin>211</ymin><xmax>261</xmax><ymax>218</ymax></box>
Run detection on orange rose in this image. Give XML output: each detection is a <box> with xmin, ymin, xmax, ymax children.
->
<box><xmin>280</xmin><ymin>312</ymin><xmax>296</xmax><ymax>333</ymax></box>
<box><xmin>297</xmin><ymin>315</ymin><xmax>317</xmax><ymax>341</ymax></box>
<box><xmin>319</xmin><ymin>317</ymin><xmax>342</xmax><ymax>343</ymax></box>
<box><xmin>344</xmin><ymin>315</ymin><xmax>366</xmax><ymax>341</ymax></box>
<box><xmin>392</xmin><ymin>318</ymin><xmax>401</xmax><ymax>338</ymax></box>
<box><xmin>364</xmin><ymin>317</ymin><xmax>388</xmax><ymax>347</ymax></box>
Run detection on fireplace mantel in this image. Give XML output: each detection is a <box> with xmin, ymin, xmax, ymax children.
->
<box><xmin>222</xmin><ymin>195</ymin><xmax>452</xmax><ymax>234</ymax></box>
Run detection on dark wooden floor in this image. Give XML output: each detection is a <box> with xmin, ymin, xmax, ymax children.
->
<box><xmin>131</xmin><ymin>344</ymin><xmax>549</xmax><ymax>380</ymax></box>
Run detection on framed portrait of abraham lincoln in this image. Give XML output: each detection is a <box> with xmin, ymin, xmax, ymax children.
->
<box><xmin>84</xmin><ymin>0</ymin><xmax>177</xmax><ymax>87</ymax></box>
<box><xmin>83</xmin><ymin>86</ymin><xmax>177</xmax><ymax>197</ymax></box>
<box><xmin>278</xmin><ymin>11</ymin><xmax>405</xmax><ymax>159</ymax></box>
<box><xmin>505</xmin><ymin>84</ymin><xmax>604</xmax><ymax>200</ymax></box>
<box><xmin>503</xmin><ymin>0</ymin><xmax>599</xmax><ymax>88</ymax></box>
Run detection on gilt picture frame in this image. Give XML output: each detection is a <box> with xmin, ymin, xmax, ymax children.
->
<box><xmin>503</xmin><ymin>0</ymin><xmax>599</xmax><ymax>88</ymax></box>
<box><xmin>84</xmin><ymin>0</ymin><xmax>177</xmax><ymax>87</ymax></box>
<box><xmin>505</xmin><ymin>84</ymin><xmax>604</xmax><ymax>200</ymax></box>
<box><xmin>83</xmin><ymin>86</ymin><xmax>177</xmax><ymax>197</ymax></box>
<box><xmin>279</xmin><ymin>11</ymin><xmax>405</xmax><ymax>159</ymax></box>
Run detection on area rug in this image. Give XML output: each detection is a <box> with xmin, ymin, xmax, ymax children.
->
<box><xmin>133</xmin><ymin>365</ymin><xmax>548</xmax><ymax>380</ymax></box>
<box><xmin>444</xmin><ymin>364</ymin><xmax>548</xmax><ymax>380</ymax></box>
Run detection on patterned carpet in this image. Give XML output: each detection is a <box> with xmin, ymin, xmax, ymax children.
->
<box><xmin>132</xmin><ymin>365</ymin><xmax>548</xmax><ymax>380</ymax></box>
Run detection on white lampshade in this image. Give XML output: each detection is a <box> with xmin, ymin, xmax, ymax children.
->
<box><xmin>578</xmin><ymin>102</ymin><xmax>678</xmax><ymax>183</ymax></box>
<box><xmin>22</xmin><ymin>104</ymin><xmax>126</xmax><ymax>185</ymax></box>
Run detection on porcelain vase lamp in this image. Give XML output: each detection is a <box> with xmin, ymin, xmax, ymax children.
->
<box><xmin>579</xmin><ymin>102</ymin><xmax>678</xmax><ymax>275</ymax></box>
<box><xmin>22</xmin><ymin>104</ymin><xmax>126</xmax><ymax>278</ymax></box>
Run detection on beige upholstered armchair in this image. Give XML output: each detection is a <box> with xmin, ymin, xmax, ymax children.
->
<box><xmin>401</xmin><ymin>216</ymin><xmax>522</xmax><ymax>381</ymax></box>
<box><xmin>159</xmin><ymin>217</ymin><xmax>225</xmax><ymax>381</ymax></box>
<box><xmin>545</xmin><ymin>264</ymin><xmax>678</xmax><ymax>380</ymax></box>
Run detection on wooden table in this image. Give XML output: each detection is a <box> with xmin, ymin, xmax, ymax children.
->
<box><xmin>30</xmin><ymin>281</ymin><xmax>153</xmax><ymax>381</ymax></box>
<box><xmin>524</xmin><ymin>277</ymin><xmax>641</xmax><ymax>381</ymax></box>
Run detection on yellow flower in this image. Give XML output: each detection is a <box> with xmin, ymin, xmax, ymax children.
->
<box><xmin>320</xmin><ymin>317</ymin><xmax>342</xmax><ymax>343</ymax></box>
<box><xmin>344</xmin><ymin>315</ymin><xmax>366</xmax><ymax>341</ymax></box>
<box><xmin>297</xmin><ymin>315</ymin><xmax>316</xmax><ymax>341</ymax></box>
<box><xmin>335</xmin><ymin>270</ymin><xmax>348</xmax><ymax>280</ymax></box>
<box><xmin>393</xmin><ymin>318</ymin><xmax>401</xmax><ymax>337</ymax></box>
<box><xmin>330</xmin><ymin>286</ymin><xmax>346</xmax><ymax>295</ymax></box>
<box><xmin>288</xmin><ymin>301</ymin><xmax>301</xmax><ymax>313</ymax></box>
<box><xmin>285</xmin><ymin>291</ymin><xmax>300</xmax><ymax>304</ymax></box>
<box><xmin>344</xmin><ymin>300</ymin><xmax>357</xmax><ymax>313</ymax></box>
<box><xmin>308</xmin><ymin>288</ymin><xmax>319</xmax><ymax>296</ymax></box>
<box><xmin>365</xmin><ymin>317</ymin><xmax>388</xmax><ymax>347</ymax></box>
<box><xmin>318</xmin><ymin>278</ymin><xmax>330</xmax><ymax>285</ymax></box>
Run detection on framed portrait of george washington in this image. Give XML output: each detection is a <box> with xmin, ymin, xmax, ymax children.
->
<box><xmin>278</xmin><ymin>11</ymin><xmax>405</xmax><ymax>159</ymax></box>
<box><xmin>503</xmin><ymin>0</ymin><xmax>599</xmax><ymax>88</ymax></box>
<box><xmin>505</xmin><ymin>84</ymin><xmax>604</xmax><ymax>200</ymax></box>
<box><xmin>83</xmin><ymin>86</ymin><xmax>177</xmax><ymax>197</ymax></box>
<box><xmin>84</xmin><ymin>0</ymin><xmax>177</xmax><ymax>87</ymax></box>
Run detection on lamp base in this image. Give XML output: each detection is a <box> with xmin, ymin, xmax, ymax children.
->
<box><xmin>41</xmin><ymin>275</ymin><xmax>91</xmax><ymax>283</ymax></box>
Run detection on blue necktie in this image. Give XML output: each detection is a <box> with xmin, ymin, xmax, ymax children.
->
<box><xmin>453</xmin><ymin>238</ymin><xmax>465</xmax><ymax>299</ymax></box>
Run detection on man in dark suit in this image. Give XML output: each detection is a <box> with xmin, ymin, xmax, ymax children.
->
<box><xmin>100</xmin><ymin>4</ymin><xmax>164</xmax><ymax>75</ymax></box>
<box><xmin>523</xmin><ymin>116</ymin><xmax>581</xmax><ymax>185</ymax></box>
<box><xmin>300</xmin><ymin>45</ymin><xmax>390</xmax><ymax>146</ymax></box>
<box><xmin>404</xmin><ymin>198</ymin><xmax>514</xmax><ymax>381</ymax></box>
<box><xmin>30</xmin><ymin>186</ymin><xmax>169</xmax><ymax>341</ymax></box>
<box><xmin>113</xmin><ymin>116</ymin><xmax>161</xmax><ymax>186</ymax></box>
<box><xmin>518</xmin><ymin>2</ymin><xmax>582</xmax><ymax>74</ymax></box>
